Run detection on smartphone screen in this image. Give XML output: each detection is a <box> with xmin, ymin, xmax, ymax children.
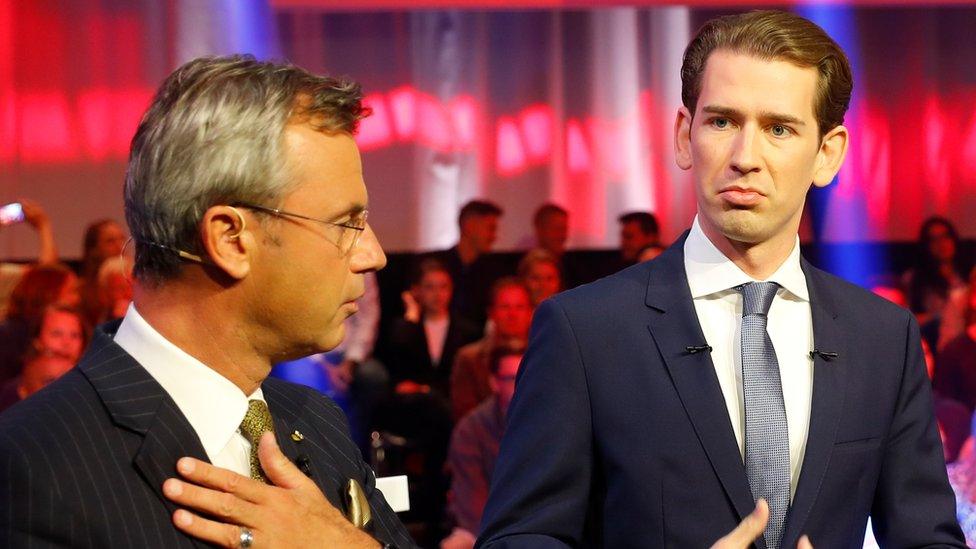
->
<box><xmin>0</xmin><ymin>203</ymin><xmax>25</xmax><ymax>227</ymax></box>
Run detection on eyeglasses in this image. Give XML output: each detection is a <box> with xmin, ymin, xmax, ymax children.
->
<box><xmin>235</xmin><ymin>202</ymin><xmax>368</xmax><ymax>256</ymax></box>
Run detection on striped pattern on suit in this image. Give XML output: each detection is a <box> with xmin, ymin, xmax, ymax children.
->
<box><xmin>0</xmin><ymin>321</ymin><xmax>416</xmax><ymax>548</ymax></box>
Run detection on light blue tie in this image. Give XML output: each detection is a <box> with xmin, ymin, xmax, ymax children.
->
<box><xmin>739</xmin><ymin>282</ymin><xmax>789</xmax><ymax>549</ymax></box>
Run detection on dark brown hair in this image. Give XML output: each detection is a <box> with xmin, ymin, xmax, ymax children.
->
<box><xmin>681</xmin><ymin>10</ymin><xmax>853</xmax><ymax>137</ymax></box>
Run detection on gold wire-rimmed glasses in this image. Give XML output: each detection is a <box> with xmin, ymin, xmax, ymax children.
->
<box><xmin>234</xmin><ymin>202</ymin><xmax>368</xmax><ymax>256</ymax></box>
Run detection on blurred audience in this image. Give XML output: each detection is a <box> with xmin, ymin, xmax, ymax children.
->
<box><xmin>517</xmin><ymin>249</ymin><xmax>562</xmax><ymax>307</ymax></box>
<box><xmin>933</xmin><ymin>272</ymin><xmax>976</xmax><ymax>413</ymax></box>
<box><xmin>451</xmin><ymin>278</ymin><xmax>532</xmax><ymax>421</ymax></box>
<box><xmin>618</xmin><ymin>211</ymin><xmax>660</xmax><ymax>267</ymax></box>
<box><xmin>431</xmin><ymin>200</ymin><xmax>506</xmax><ymax>331</ymax></box>
<box><xmin>0</xmin><ymin>304</ymin><xmax>86</xmax><ymax>413</ymax></box>
<box><xmin>902</xmin><ymin>216</ymin><xmax>971</xmax><ymax>328</ymax></box>
<box><xmin>0</xmin><ymin>351</ymin><xmax>76</xmax><ymax>413</ymax></box>
<box><xmin>441</xmin><ymin>346</ymin><xmax>523</xmax><ymax>549</ymax></box>
<box><xmin>388</xmin><ymin>259</ymin><xmax>481</xmax><ymax>399</ymax></box>
<box><xmin>946</xmin><ymin>411</ymin><xmax>976</xmax><ymax>544</ymax></box>
<box><xmin>78</xmin><ymin>219</ymin><xmax>127</xmax><ymax>327</ymax></box>
<box><xmin>0</xmin><ymin>264</ymin><xmax>79</xmax><ymax>383</ymax></box>
<box><xmin>0</xmin><ymin>200</ymin><xmax>59</xmax><ymax>317</ymax></box>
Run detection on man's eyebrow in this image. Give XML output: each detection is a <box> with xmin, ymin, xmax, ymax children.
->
<box><xmin>701</xmin><ymin>105</ymin><xmax>743</xmax><ymax>118</ymax></box>
<box><xmin>333</xmin><ymin>204</ymin><xmax>367</xmax><ymax>220</ymax></box>
<box><xmin>700</xmin><ymin>105</ymin><xmax>806</xmax><ymax>126</ymax></box>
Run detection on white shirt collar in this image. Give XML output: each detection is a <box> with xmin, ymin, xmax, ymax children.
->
<box><xmin>684</xmin><ymin>216</ymin><xmax>809</xmax><ymax>301</ymax></box>
<box><xmin>113</xmin><ymin>304</ymin><xmax>264</xmax><ymax>461</ymax></box>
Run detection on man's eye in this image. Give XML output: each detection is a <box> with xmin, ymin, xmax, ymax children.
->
<box><xmin>711</xmin><ymin>118</ymin><xmax>730</xmax><ymax>129</ymax></box>
<box><xmin>770</xmin><ymin>124</ymin><xmax>791</xmax><ymax>137</ymax></box>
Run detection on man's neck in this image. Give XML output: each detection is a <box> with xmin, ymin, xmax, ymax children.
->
<box><xmin>132</xmin><ymin>281</ymin><xmax>270</xmax><ymax>395</ymax></box>
<box><xmin>456</xmin><ymin>240</ymin><xmax>481</xmax><ymax>266</ymax></box>
<box><xmin>698</xmin><ymin>217</ymin><xmax>797</xmax><ymax>280</ymax></box>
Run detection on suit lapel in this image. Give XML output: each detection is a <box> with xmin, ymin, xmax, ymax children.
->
<box><xmin>780</xmin><ymin>262</ymin><xmax>849</xmax><ymax>547</ymax></box>
<box><xmin>264</xmin><ymin>388</ymin><xmax>306</xmax><ymax>471</ymax></box>
<box><xmin>79</xmin><ymin>323</ymin><xmax>210</xmax><ymax>549</ymax></box>
<box><xmin>644</xmin><ymin>237</ymin><xmax>760</xmax><ymax>533</ymax></box>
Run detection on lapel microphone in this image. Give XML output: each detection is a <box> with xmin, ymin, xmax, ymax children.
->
<box><xmin>810</xmin><ymin>350</ymin><xmax>839</xmax><ymax>361</ymax></box>
<box><xmin>295</xmin><ymin>455</ymin><xmax>313</xmax><ymax>477</ymax></box>
<box><xmin>685</xmin><ymin>345</ymin><xmax>713</xmax><ymax>355</ymax></box>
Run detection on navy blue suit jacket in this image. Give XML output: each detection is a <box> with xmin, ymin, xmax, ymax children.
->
<box><xmin>478</xmin><ymin>235</ymin><xmax>964</xmax><ymax>548</ymax></box>
<box><xmin>0</xmin><ymin>321</ymin><xmax>415</xmax><ymax>548</ymax></box>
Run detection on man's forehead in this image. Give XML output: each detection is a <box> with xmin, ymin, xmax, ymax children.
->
<box><xmin>698</xmin><ymin>49</ymin><xmax>818</xmax><ymax>119</ymax></box>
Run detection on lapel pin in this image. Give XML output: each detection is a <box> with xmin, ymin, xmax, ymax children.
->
<box><xmin>291</xmin><ymin>430</ymin><xmax>305</xmax><ymax>442</ymax></box>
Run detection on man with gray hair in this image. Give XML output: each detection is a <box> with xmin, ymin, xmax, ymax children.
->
<box><xmin>0</xmin><ymin>55</ymin><xmax>414</xmax><ymax>548</ymax></box>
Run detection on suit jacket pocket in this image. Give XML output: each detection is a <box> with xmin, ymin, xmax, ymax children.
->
<box><xmin>832</xmin><ymin>437</ymin><xmax>881</xmax><ymax>454</ymax></box>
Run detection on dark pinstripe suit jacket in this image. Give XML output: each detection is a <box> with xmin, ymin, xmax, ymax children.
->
<box><xmin>0</xmin><ymin>321</ymin><xmax>416</xmax><ymax>548</ymax></box>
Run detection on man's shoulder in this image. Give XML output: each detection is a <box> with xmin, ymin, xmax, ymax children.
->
<box><xmin>0</xmin><ymin>369</ymin><xmax>105</xmax><ymax>457</ymax></box>
<box><xmin>804</xmin><ymin>263</ymin><xmax>912</xmax><ymax>324</ymax></box>
<box><xmin>550</xmin><ymin>260</ymin><xmax>656</xmax><ymax>312</ymax></box>
<box><xmin>262</xmin><ymin>376</ymin><xmax>346</xmax><ymax>422</ymax></box>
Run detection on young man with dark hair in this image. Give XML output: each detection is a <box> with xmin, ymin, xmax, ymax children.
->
<box><xmin>479</xmin><ymin>10</ymin><xmax>964</xmax><ymax>548</ymax></box>
<box><xmin>433</xmin><ymin>199</ymin><xmax>507</xmax><ymax>331</ymax></box>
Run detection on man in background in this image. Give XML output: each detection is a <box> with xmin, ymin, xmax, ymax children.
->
<box><xmin>618</xmin><ymin>210</ymin><xmax>661</xmax><ymax>267</ymax></box>
<box><xmin>433</xmin><ymin>200</ymin><xmax>506</xmax><ymax>331</ymax></box>
<box><xmin>441</xmin><ymin>346</ymin><xmax>523</xmax><ymax>549</ymax></box>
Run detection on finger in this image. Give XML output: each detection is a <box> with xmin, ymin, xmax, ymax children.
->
<box><xmin>710</xmin><ymin>499</ymin><xmax>769</xmax><ymax>548</ymax></box>
<box><xmin>797</xmin><ymin>535</ymin><xmax>814</xmax><ymax>549</ymax></box>
<box><xmin>163</xmin><ymin>477</ymin><xmax>260</xmax><ymax>524</ymax></box>
<box><xmin>258</xmin><ymin>431</ymin><xmax>312</xmax><ymax>490</ymax></box>
<box><xmin>174</xmin><ymin>457</ymin><xmax>268</xmax><ymax>504</ymax></box>
<box><xmin>172</xmin><ymin>508</ymin><xmax>255</xmax><ymax>549</ymax></box>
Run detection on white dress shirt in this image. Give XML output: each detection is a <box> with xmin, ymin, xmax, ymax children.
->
<box><xmin>683</xmin><ymin>217</ymin><xmax>814</xmax><ymax>498</ymax></box>
<box><xmin>114</xmin><ymin>304</ymin><xmax>263</xmax><ymax>477</ymax></box>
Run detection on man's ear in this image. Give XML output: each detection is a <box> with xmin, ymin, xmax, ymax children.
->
<box><xmin>812</xmin><ymin>124</ymin><xmax>849</xmax><ymax>188</ymax></box>
<box><xmin>198</xmin><ymin>206</ymin><xmax>253</xmax><ymax>280</ymax></box>
<box><xmin>674</xmin><ymin>106</ymin><xmax>694</xmax><ymax>171</ymax></box>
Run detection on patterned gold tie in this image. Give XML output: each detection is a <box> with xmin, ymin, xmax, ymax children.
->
<box><xmin>239</xmin><ymin>399</ymin><xmax>275</xmax><ymax>483</ymax></box>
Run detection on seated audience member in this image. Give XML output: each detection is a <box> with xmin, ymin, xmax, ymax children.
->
<box><xmin>945</xmin><ymin>412</ymin><xmax>976</xmax><ymax>544</ymax></box>
<box><xmin>389</xmin><ymin>259</ymin><xmax>481</xmax><ymax>398</ymax></box>
<box><xmin>618</xmin><ymin>211</ymin><xmax>660</xmax><ymax>268</ymax></box>
<box><xmin>0</xmin><ymin>264</ymin><xmax>79</xmax><ymax>383</ymax></box>
<box><xmin>78</xmin><ymin>219</ymin><xmax>128</xmax><ymax>327</ymax></box>
<box><xmin>0</xmin><ymin>350</ymin><xmax>75</xmax><ymax>413</ymax></box>
<box><xmin>28</xmin><ymin>304</ymin><xmax>88</xmax><ymax>364</ymax></box>
<box><xmin>936</xmin><ymin>266</ymin><xmax>976</xmax><ymax>353</ymax></box>
<box><xmin>517</xmin><ymin>249</ymin><xmax>562</xmax><ymax>307</ymax></box>
<box><xmin>933</xmin><ymin>277</ymin><xmax>976</xmax><ymax>412</ymax></box>
<box><xmin>431</xmin><ymin>200</ymin><xmax>506</xmax><ymax>331</ymax></box>
<box><xmin>0</xmin><ymin>305</ymin><xmax>87</xmax><ymax>413</ymax></box>
<box><xmin>902</xmin><ymin>216</ymin><xmax>971</xmax><ymax>328</ymax></box>
<box><xmin>451</xmin><ymin>278</ymin><xmax>532</xmax><ymax>420</ymax></box>
<box><xmin>0</xmin><ymin>200</ymin><xmax>59</xmax><ymax>317</ymax></box>
<box><xmin>441</xmin><ymin>346</ymin><xmax>523</xmax><ymax>549</ymax></box>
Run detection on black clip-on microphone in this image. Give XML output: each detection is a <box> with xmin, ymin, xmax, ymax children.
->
<box><xmin>685</xmin><ymin>345</ymin><xmax>713</xmax><ymax>355</ymax></box>
<box><xmin>809</xmin><ymin>350</ymin><xmax>839</xmax><ymax>361</ymax></box>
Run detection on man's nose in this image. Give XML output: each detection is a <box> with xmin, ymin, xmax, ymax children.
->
<box><xmin>729</xmin><ymin>125</ymin><xmax>762</xmax><ymax>175</ymax></box>
<box><xmin>350</xmin><ymin>223</ymin><xmax>387</xmax><ymax>272</ymax></box>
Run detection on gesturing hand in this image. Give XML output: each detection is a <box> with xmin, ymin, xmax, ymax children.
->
<box><xmin>163</xmin><ymin>432</ymin><xmax>378</xmax><ymax>548</ymax></box>
<box><xmin>710</xmin><ymin>499</ymin><xmax>813</xmax><ymax>549</ymax></box>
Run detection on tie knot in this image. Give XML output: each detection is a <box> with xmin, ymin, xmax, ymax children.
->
<box><xmin>239</xmin><ymin>399</ymin><xmax>274</xmax><ymax>444</ymax></box>
<box><xmin>739</xmin><ymin>281</ymin><xmax>779</xmax><ymax>317</ymax></box>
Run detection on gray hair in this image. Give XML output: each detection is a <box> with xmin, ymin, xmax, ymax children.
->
<box><xmin>124</xmin><ymin>54</ymin><xmax>369</xmax><ymax>283</ymax></box>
